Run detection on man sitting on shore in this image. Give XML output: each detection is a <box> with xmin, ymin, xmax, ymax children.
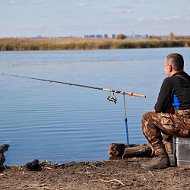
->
<box><xmin>141</xmin><ymin>53</ymin><xmax>190</xmax><ymax>169</ymax></box>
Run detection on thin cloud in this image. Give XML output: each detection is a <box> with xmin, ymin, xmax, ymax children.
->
<box><xmin>9</xmin><ymin>0</ymin><xmax>16</xmax><ymax>4</ymax></box>
<box><xmin>78</xmin><ymin>3</ymin><xmax>88</xmax><ymax>7</ymax></box>
<box><xmin>161</xmin><ymin>16</ymin><xmax>180</xmax><ymax>21</ymax></box>
<box><xmin>126</xmin><ymin>0</ymin><xmax>148</xmax><ymax>6</ymax></box>
<box><xmin>137</xmin><ymin>17</ymin><xmax>144</xmax><ymax>22</ymax></box>
<box><xmin>9</xmin><ymin>0</ymin><xmax>41</xmax><ymax>5</ymax></box>
<box><xmin>138</xmin><ymin>16</ymin><xmax>182</xmax><ymax>22</ymax></box>
<box><xmin>109</xmin><ymin>6</ymin><xmax>134</xmax><ymax>15</ymax></box>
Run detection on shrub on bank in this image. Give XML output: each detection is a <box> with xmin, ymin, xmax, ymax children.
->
<box><xmin>0</xmin><ymin>38</ymin><xmax>190</xmax><ymax>51</ymax></box>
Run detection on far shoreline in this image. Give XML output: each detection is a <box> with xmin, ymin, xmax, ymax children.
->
<box><xmin>0</xmin><ymin>37</ymin><xmax>190</xmax><ymax>51</ymax></box>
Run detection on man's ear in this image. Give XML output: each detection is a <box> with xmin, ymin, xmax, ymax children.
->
<box><xmin>168</xmin><ymin>64</ymin><xmax>173</xmax><ymax>72</ymax></box>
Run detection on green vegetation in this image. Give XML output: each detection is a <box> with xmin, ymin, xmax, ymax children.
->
<box><xmin>0</xmin><ymin>37</ymin><xmax>190</xmax><ymax>51</ymax></box>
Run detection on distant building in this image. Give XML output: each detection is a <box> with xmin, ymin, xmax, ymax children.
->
<box><xmin>84</xmin><ymin>34</ymin><xmax>96</xmax><ymax>38</ymax></box>
<box><xmin>126</xmin><ymin>33</ymin><xmax>149</xmax><ymax>39</ymax></box>
<box><xmin>143</xmin><ymin>34</ymin><xmax>149</xmax><ymax>38</ymax></box>
<box><xmin>84</xmin><ymin>34</ymin><xmax>109</xmax><ymax>39</ymax></box>
<box><xmin>96</xmin><ymin>34</ymin><xmax>103</xmax><ymax>38</ymax></box>
<box><xmin>112</xmin><ymin>34</ymin><xmax>116</xmax><ymax>39</ymax></box>
<box><xmin>104</xmin><ymin>34</ymin><xmax>108</xmax><ymax>38</ymax></box>
<box><xmin>83</xmin><ymin>33</ymin><xmax>150</xmax><ymax>39</ymax></box>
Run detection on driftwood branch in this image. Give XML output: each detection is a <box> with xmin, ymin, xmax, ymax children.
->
<box><xmin>109</xmin><ymin>143</ymin><xmax>152</xmax><ymax>159</ymax></box>
<box><xmin>91</xmin><ymin>178</ymin><xmax>125</xmax><ymax>186</ymax></box>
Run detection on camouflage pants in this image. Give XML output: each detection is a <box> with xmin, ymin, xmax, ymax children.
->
<box><xmin>142</xmin><ymin>110</ymin><xmax>190</xmax><ymax>155</ymax></box>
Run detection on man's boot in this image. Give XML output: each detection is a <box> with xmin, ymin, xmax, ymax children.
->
<box><xmin>165</xmin><ymin>141</ymin><xmax>173</xmax><ymax>154</ymax></box>
<box><xmin>141</xmin><ymin>148</ymin><xmax>170</xmax><ymax>170</ymax></box>
<box><xmin>164</xmin><ymin>140</ymin><xmax>176</xmax><ymax>166</ymax></box>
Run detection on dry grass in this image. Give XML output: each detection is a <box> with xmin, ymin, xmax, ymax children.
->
<box><xmin>0</xmin><ymin>37</ymin><xmax>190</xmax><ymax>51</ymax></box>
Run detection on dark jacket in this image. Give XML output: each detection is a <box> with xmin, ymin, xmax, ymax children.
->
<box><xmin>155</xmin><ymin>71</ymin><xmax>190</xmax><ymax>113</ymax></box>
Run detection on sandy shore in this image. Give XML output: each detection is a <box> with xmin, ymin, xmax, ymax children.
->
<box><xmin>1</xmin><ymin>158</ymin><xmax>190</xmax><ymax>190</ymax></box>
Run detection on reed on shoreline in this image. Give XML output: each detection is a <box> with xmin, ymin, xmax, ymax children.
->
<box><xmin>0</xmin><ymin>37</ymin><xmax>190</xmax><ymax>51</ymax></box>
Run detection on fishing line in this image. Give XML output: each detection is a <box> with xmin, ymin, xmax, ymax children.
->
<box><xmin>1</xmin><ymin>73</ymin><xmax>146</xmax><ymax>145</ymax></box>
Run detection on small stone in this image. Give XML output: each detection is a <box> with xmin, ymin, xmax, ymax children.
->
<box><xmin>0</xmin><ymin>144</ymin><xmax>9</xmax><ymax>154</ymax></box>
<box><xmin>25</xmin><ymin>159</ymin><xmax>42</xmax><ymax>171</ymax></box>
<box><xmin>0</xmin><ymin>154</ymin><xmax>5</xmax><ymax>166</ymax></box>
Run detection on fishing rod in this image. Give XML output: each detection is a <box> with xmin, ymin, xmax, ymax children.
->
<box><xmin>1</xmin><ymin>73</ymin><xmax>146</xmax><ymax>98</ymax></box>
<box><xmin>1</xmin><ymin>73</ymin><xmax>146</xmax><ymax>145</ymax></box>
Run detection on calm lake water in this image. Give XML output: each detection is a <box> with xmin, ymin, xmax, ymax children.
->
<box><xmin>0</xmin><ymin>48</ymin><xmax>190</xmax><ymax>165</ymax></box>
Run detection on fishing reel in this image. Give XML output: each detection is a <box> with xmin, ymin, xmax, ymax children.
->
<box><xmin>107</xmin><ymin>93</ymin><xmax>117</xmax><ymax>104</ymax></box>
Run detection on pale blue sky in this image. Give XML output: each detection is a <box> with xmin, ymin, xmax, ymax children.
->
<box><xmin>1</xmin><ymin>0</ymin><xmax>190</xmax><ymax>37</ymax></box>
